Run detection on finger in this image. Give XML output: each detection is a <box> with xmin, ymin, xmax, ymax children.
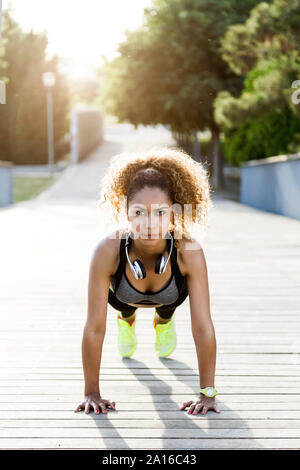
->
<box><xmin>201</xmin><ymin>406</ymin><xmax>208</xmax><ymax>415</ymax></box>
<box><xmin>187</xmin><ymin>404</ymin><xmax>196</xmax><ymax>414</ymax></box>
<box><xmin>107</xmin><ymin>401</ymin><xmax>116</xmax><ymax>410</ymax></box>
<box><xmin>102</xmin><ymin>399</ymin><xmax>114</xmax><ymax>409</ymax></box>
<box><xmin>181</xmin><ymin>400</ymin><xmax>193</xmax><ymax>410</ymax></box>
<box><xmin>91</xmin><ymin>401</ymin><xmax>100</xmax><ymax>415</ymax></box>
<box><xmin>74</xmin><ymin>403</ymin><xmax>85</xmax><ymax>412</ymax></box>
<box><xmin>99</xmin><ymin>403</ymin><xmax>107</xmax><ymax>414</ymax></box>
<box><xmin>214</xmin><ymin>404</ymin><xmax>221</xmax><ymax>414</ymax></box>
<box><xmin>192</xmin><ymin>403</ymin><xmax>203</xmax><ymax>415</ymax></box>
<box><xmin>85</xmin><ymin>402</ymin><xmax>91</xmax><ymax>414</ymax></box>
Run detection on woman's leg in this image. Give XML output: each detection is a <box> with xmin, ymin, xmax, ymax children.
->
<box><xmin>108</xmin><ymin>287</ymin><xmax>137</xmax><ymax>323</ymax></box>
<box><xmin>119</xmin><ymin>311</ymin><xmax>136</xmax><ymax>324</ymax></box>
<box><xmin>155</xmin><ymin>308</ymin><xmax>176</xmax><ymax>323</ymax></box>
<box><xmin>155</xmin><ymin>285</ymin><xmax>189</xmax><ymax>322</ymax></box>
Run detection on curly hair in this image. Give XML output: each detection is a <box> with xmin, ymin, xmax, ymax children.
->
<box><xmin>98</xmin><ymin>146</ymin><xmax>214</xmax><ymax>249</ymax></box>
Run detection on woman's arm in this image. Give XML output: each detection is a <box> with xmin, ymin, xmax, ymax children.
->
<box><xmin>185</xmin><ymin>243</ymin><xmax>216</xmax><ymax>388</ymax></box>
<box><xmin>180</xmin><ymin>239</ymin><xmax>220</xmax><ymax>415</ymax></box>
<box><xmin>82</xmin><ymin>240</ymin><xmax>111</xmax><ymax>395</ymax></box>
<box><xmin>75</xmin><ymin>236</ymin><xmax>117</xmax><ymax>414</ymax></box>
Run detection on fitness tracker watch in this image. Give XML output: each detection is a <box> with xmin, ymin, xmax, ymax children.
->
<box><xmin>199</xmin><ymin>387</ymin><xmax>218</xmax><ymax>398</ymax></box>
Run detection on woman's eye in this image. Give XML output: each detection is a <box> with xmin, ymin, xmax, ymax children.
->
<box><xmin>135</xmin><ymin>210</ymin><xmax>166</xmax><ymax>216</ymax></box>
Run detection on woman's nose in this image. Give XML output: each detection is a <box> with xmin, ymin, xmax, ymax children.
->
<box><xmin>146</xmin><ymin>213</ymin><xmax>156</xmax><ymax>228</ymax></box>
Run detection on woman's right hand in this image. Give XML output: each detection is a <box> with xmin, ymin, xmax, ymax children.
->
<box><xmin>74</xmin><ymin>392</ymin><xmax>116</xmax><ymax>414</ymax></box>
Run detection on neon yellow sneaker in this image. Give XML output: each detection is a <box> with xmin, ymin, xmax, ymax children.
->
<box><xmin>117</xmin><ymin>313</ymin><xmax>137</xmax><ymax>357</ymax></box>
<box><xmin>153</xmin><ymin>313</ymin><xmax>177</xmax><ymax>357</ymax></box>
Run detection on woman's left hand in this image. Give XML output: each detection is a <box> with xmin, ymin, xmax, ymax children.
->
<box><xmin>180</xmin><ymin>395</ymin><xmax>220</xmax><ymax>415</ymax></box>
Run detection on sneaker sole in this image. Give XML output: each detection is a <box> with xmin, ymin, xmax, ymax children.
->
<box><xmin>118</xmin><ymin>333</ymin><xmax>137</xmax><ymax>357</ymax></box>
<box><xmin>156</xmin><ymin>339</ymin><xmax>177</xmax><ymax>357</ymax></box>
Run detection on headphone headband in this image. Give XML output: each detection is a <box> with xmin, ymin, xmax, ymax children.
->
<box><xmin>125</xmin><ymin>230</ymin><xmax>174</xmax><ymax>280</ymax></box>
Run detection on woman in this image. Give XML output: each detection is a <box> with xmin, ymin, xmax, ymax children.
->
<box><xmin>74</xmin><ymin>147</ymin><xmax>220</xmax><ymax>417</ymax></box>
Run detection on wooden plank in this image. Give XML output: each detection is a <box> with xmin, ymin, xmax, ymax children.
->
<box><xmin>2</xmin><ymin>375</ymin><xmax>300</xmax><ymax>383</ymax></box>
<box><xmin>2</xmin><ymin>371</ymin><xmax>300</xmax><ymax>378</ymax></box>
<box><xmin>0</xmin><ymin>438</ymin><xmax>299</xmax><ymax>449</ymax></box>
<box><xmin>1</xmin><ymin>387</ymin><xmax>300</xmax><ymax>396</ymax></box>
<box><xmin>0</xmin><ymin>394</ymin><xmax>298</xmax><ymax>403</ymax></box>
<box><xmin>1</xmin><ymin>402</ymin><xmax>300</xmax><ymax>411</ymax></box>
<box><xmin>2</xmin><ymin>419</ymin><xmax>300</xmax><ymax>429</ymax></box>
<box><xmin>0</xmin><ymin>356</ymin><xmax>299</xmax><ymax>365</ymax></box>
<box><xmin>2</xmin><ymin>363</ymin><xmax>300</xmax><ymax>371</ymax></box>
<box><xmin>1</xmin><ymin>428</ymin><xmax>300</xmax><ymax>439</ymax></box>
<box><xmin>0</xmin><ymin>410</ymin><xmax>300</xmax><ymax>419</ymax></box>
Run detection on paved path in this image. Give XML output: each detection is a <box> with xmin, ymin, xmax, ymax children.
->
<box><xmin>1</xmin><ymin>123</ymin><xmax>300</xmax><ymax>449</ymax></box>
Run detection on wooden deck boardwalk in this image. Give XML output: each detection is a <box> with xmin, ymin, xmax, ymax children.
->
<box><xmin>1</xmin><ymin>124</ymin><xmax>300</xmax><ymax>449</ymax></box>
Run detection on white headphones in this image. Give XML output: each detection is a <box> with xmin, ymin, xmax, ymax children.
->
<box><xmin>125</xmin><ymin>230</ymin><xmax>174</xmax><ymax>280</ymax></box>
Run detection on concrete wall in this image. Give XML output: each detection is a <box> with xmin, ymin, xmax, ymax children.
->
<box><xmin>0</xmin><ymin>161</ymin><xmax>13</xmax><ymax>207</ymax></box>
<box><xmin>70</xmin><ymin>107</ymin><xmax>104</xmax><ymax>163</ymax></box>
<box><xmin>241</xmin><ymin>153</ymin><xmax>300</xmax><ymax>220</ymax></box>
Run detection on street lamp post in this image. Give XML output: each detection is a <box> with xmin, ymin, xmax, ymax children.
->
<box><xmin>42</xmin><ymin>72</ymin><xmax>56</xmax><ymax>174</ymax></box>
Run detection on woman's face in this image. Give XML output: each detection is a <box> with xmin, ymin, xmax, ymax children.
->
<box><xmin>127</xmin><ymin>186</ymin><xmax>173</xmax><ymax>240</ymax></box>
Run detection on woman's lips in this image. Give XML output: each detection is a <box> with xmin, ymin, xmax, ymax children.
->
<box><xmin>143</xmin><ymin>233</ymin><xmax>159</xmax><ymax>238</ymax></box>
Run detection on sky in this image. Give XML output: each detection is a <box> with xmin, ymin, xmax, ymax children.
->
<box><xmin>2</xmin><ymin>0</ymin><xmax>153</xmax><ymax>78</ymax></box>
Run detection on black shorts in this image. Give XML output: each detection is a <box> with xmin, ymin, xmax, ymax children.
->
<box><xmin>108</xmin><ymin>285</ymin><xmax>189</xmax><ymax>320</ymax></box>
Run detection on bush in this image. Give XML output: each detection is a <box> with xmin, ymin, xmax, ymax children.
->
<box><xmin>222</xmin><ymin>105</ymin><xmax>300</xmax><ymax>166</ymax></box>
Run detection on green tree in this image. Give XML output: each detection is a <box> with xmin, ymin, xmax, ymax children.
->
<box><xmin>214</xmin><ymin>0</ymin><xmax>300</xmax><ymax>163</ymax></box>
<box><xmin>0</xmin><ymin>7</ymin><xmax>69</xmax><ymax>164</ymax></box>
<box><xmin>100</xmin><ymin>0</ymin><xmax>270</xmax><ymax>188</ymax></box>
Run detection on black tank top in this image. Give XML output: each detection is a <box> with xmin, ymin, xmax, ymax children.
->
<box><xmin>110</xmin><ymin>231</ymin><xmax>187</xmax><ymax>306</ymax></box>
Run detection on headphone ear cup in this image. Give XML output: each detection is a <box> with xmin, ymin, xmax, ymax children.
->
<box><xmin>133</xmin><ymin>260</ymin><xmax>146</xmax><ymax>279</ymax></box>
<box><xmin>155</xmin><ymin>255</ymin><xmax>166</xmax><ymax>274</ymax></box>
